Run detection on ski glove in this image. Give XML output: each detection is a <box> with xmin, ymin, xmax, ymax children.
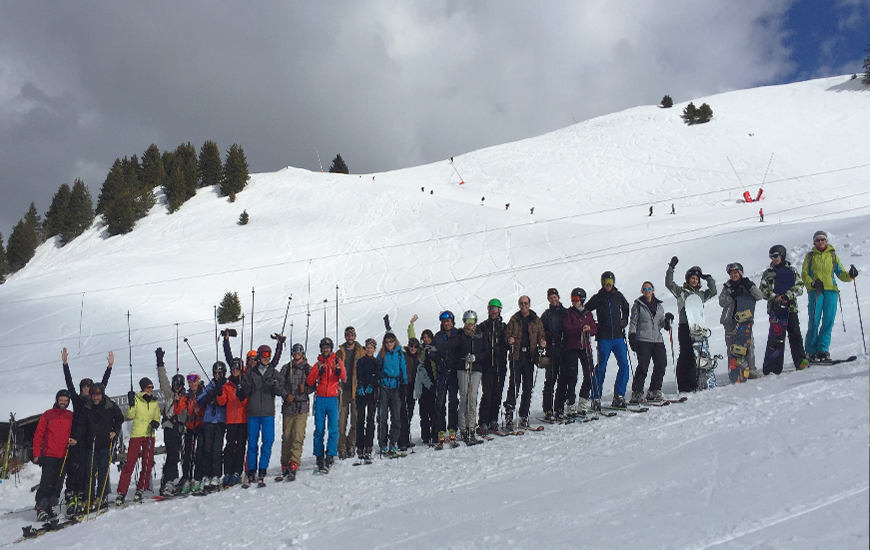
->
<box><xmin>849</xmin><ymin>265</ymin><xmax>858</xmax><ymax>278</ymax></box>
<box><xmin>276</xmin><ymin>334</ymin><xmax>287</xmax><ymax>344</ymax></box>
<box><xmin>155</xmin><ymin>347</ymin><xmax>165</xmax><ymax>366</ymax></box>
<box><xmin>627</xmin><ymin>334</ymin><xmax>637</xmax><ymax>352</ymax></box>
<box><xmin>149</xmin><ymin>420</ymin><xmax>160</xmax><ymax>430</ymax></box>
<box><xmin>127</xmin><ymin>390</ymin><xmax>137</xmax><ymax>405</ymax></box>
<box><xmin>334</xmin><ymin>366</ymin><xmax>342</xmax><ymax>377</ymax></box>
<box><xmin>669</xmin><ymin>256</ymin><xmax>679</xmax><ymax>269</ymax></box>
<box><xmin>620</xmin><ymin>318</ymin><xmax>628</xmax><ymax>329</ymax></box>
<box><xmin>664</xmin><ymin>312</ymin><xmax>674</xmax><ymax>332</ymax></box>
<box><xmin>812</xmin><ymin>279</ymin><xmax>824</xmax><ymax>291</ymax></box>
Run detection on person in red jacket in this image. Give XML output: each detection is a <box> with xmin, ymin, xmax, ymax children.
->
<box><xmin>32</xmin><ymin>390</ymin><xmax>75</xmax><ymax>520</ymax></box>
<box><xmin>177</xmin><ymin>373</ymin><xmax>206</xmax><ymax>493</ymax></box>
<box><xmin>562</xmin><ymin>288</ymin><xmax>598</xmax><ymax>413</ymax></box>
<box><xmin>306</xmin><ymin>337</ymin><xmax>346</xmax><ymax>473</ymax></box>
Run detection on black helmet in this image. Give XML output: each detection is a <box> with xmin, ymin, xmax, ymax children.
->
<box><xmin>570</xmin><ymin>287</ymin><xmax>587</xmax><ymax>302</ymax></box>
<box><xmin>291</xmin><ymin>343</ymin><xmax>305</xmax><ymax>355</ymax></box>
<box><xmin>685</xmin><ymin>266</ymin><xmax>703</xmax><ymax>283</ymax></box>
<box><xmin>212</xmin><ymin>361</ymin><xmax>227</xmax><ymax>375</ymax></box>
<box><xmin>600</xmin><ymin>271</ymin><xmax>615</xmax><ymax>286</ymax></box>
<box><xmin>320</xmin><ymin>337</ymin><xmax>334</xmax><ymax>350</ymax></box>
<box><xmin>56</xmin><ymin>389</ymin><xmax>71</xmax><ymax>407</ymax></box>
<box><xmin>769</xmin><ymin>244</ymin><xmax>787</xmax><ymax>261</ymax></box>
<box><xmin>726</xmin><ymin>262</ymin><xmax>743</xmax><ymax>275</ymax></box>
<box><xmin>171</xmin><ymin>374</ymin><xmax>186</xmax><ymax>391</ymax></box>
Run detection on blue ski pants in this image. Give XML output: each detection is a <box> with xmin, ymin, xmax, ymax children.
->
<box><xmin>595</xmin><ymin>338</ymin><xmax>630</xmax><ymax>399</ymax></box>
<box><xmin>313</xmin><ymin>396</ymin><xmax>339</xmax><ymax>457</ymax></box>
<box><xmin>805</xmin><ymin>290</ymin><xmax>839</xmax><ymax>354</ymax></box>
<box><xmin>246</xmin><ymin>416</ymin><xmax>274</xmax><ymax>473</ymax></box>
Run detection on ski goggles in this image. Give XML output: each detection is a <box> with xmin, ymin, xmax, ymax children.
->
<box><xmin>813</xmin><ymin>236</ymin><xmax>827</xmax><ymax>243</ymax></box>
<box><xmin>768</xmin><ymin>252</ymin><xmax>782</xmax><ymax>260</ymax></box>
<box><xmin>291</xmin><ymin>344</ymin><xmax>305</xmax><ymax>354</ymax></box>
<box><xmin>187</xmin><ymin>374</ymin><xmax>200</xmax><ymax>383</ymax></box>
<box><xmin>439</xmin><ymin>311</ymin><xmax>454</xmax><ymax>321</ymax></box>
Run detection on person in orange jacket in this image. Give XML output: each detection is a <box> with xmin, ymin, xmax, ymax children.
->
<box><xmin>177</xmin><ymin>373</ymin><xmax>205</xmax><ymax>493</ymax></box>
<box><xmin>32</xmin><ymin>390</ymin><xmax>75</xmax><ymax>520</ymax></box>
<box><xmin>306</xmin><ymin>337</ymin><xmax>346</xmax><ymax>473</ymax></box>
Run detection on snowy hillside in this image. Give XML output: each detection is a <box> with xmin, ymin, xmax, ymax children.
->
<box><xmin>0</xmin><ymin>75</ymin><xmax>868</xmax><ymax>548</ymax></box>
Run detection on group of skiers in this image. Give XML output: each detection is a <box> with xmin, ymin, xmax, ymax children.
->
<box><xmin>30</xmin><ymin>230</ymin><xmax>860</xmax><ymax>521</ymax></box>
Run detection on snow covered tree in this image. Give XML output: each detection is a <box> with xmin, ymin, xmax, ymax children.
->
<box><xmin>220</xmin><ymin>144</ymin><xmax>250</xmax><ymax>201</ymax></box>
<box><xmin>43</xmin><ymin>183</ymin><xmax>72</xmax><ymax>242</ymax></box>
<box><xmin>198</xmin><ymin>140</ymin><xmax>222</xmax><ymax>188</ymax></box>
<box><xmin>863</xmin><ymin>42</ymin><xmax>870</xmax><ymax>85</ymax></box>
<box><xmin>329</xmin><ymin>154</ymin><xmax>349</xmax><ymax>174</ymax></box>
<box><xmin>217</xmin><ymin>291</ymin><xmax>242</xmax><ymax>323</ymax></box>
<box><xmin>681</xmin><ymin>102</ymin><xmax>698</xmax><ymax>125</ymax></box>
<box><xmin>67</xmin><ymin>178</ymin><xmax>95</xmax><ymax>241</ymax></box>
<box><xmin>238</xmin><ymin>210</ymin><xmax>249</xmax><ymax>225</ymax></box>
<box><xmin>661</xmin><ymin>95</ymin><xmax>673</xmax><ymax>108</ymax></box>
<box><xmin>0</xmin><ymin>232</ymin><xmax>6</xmax><ymax>283</ymax></box>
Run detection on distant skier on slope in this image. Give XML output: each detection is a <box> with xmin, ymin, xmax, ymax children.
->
<box><xmin>665</xmin><ymin>258</ymin><xmax>717</xmax><ymax>392</ymax></box>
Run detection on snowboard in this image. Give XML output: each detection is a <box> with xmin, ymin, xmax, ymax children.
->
<box><xmin>684</xmin><ymin>294</ymin><xmax>719</xmax><ymax>389</ymax></box>
<box><xmin>728</xmin><ymin>290</ymin><xmax>758</xmax><ymax>383</ymax></box>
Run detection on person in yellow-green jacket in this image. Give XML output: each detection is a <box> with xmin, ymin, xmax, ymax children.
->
<box><xmin>801</xmin><ymin>230</ymin><xmax>859</xmax><ymax>362</ymax></box>
<box><xmin>115</xmin><ymin>377</ymin><xmax>161</xmax><ymax>505</ymax></box>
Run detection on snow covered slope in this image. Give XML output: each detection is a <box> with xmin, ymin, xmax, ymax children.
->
<box><xmin>0</xmin><ymin>75</ymin><xmax>868</xmax><ymax>548</ymax></box>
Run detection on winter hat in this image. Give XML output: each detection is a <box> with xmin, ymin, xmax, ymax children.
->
<box><xmin>407</xmin><ymin>337</ymin><xmax>420</xmax><ymax>348</ymax></box>
<box><xmin>547</xmin><ymin>288</ymin><xmax>559</xmax><ymax>298</ymax></box>
<box><xmin>139</xmin><ymin>377</ymin><xmax>154</xmax><ymax>390</ymax></box>
<box><xmin>813</xmin><ymin>230</ymin><xmax>827</xmax><ymax>242</ymax></box>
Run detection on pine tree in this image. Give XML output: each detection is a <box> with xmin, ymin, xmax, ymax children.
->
<box><xmin>141</xmin><ymin>144</ymin><xmax>166</xmax><ymax>191</ymax></box>
<box><xmin>7</xmin><ymin>216</ymin><xmax>38</xmax><ymax>272</ymax></box>
<box><xmin>24</xmin><ymin>202</ymin><xmax>44</xmax><ymax>244</ymax></box>
<box><xmin>198</xmin><ymin>141</ymin><xmax>222</xmax><ymax>188</ymax></box>
<box><xmin>863</xmin><ymin>42</ymin><xmax>870</xmax><ymax>85</ymax></box>
<box><xmin>681</xmin><ymin>102</ymin><xmax>698</xmax><ymax>125</ymax></box>
<box><xmin>217</xmin><ymin>291</ymin><xmax>242</xmax><ymax>323</ymax></box>
<box><xmin>238</xmin><ymin>210</ymin><xmax>249</xmax><ymax>225</ymax></box>
<box><xmin>220</xmin><ymin>144</ymin><xmax>250</xmax><ymax>201</ymax></box>
<box><xmin>660</xmin><ymin>95</ymin><xmax>673</xmax><ymax>108</ymax></box>
<box><xmin>44</xmin><ymin>183</ymin><xmax>72</xmax><ymax>242</ymax></box>
<box><xmin>329</xmin><ymin>154</ymin><xmax>349</xmax><ymax>174</ymax></box>
<box><xmin>696</xmin><ymin>103</ymin><xmax>713</xmax><ymax>123</ymax></box>
<box><xmin>97</xmin><ymin>158</ymin><xmax>125</xmax><ymax>215</ymax></box>
<box><xmin>100</xmin><ymin>161</ymin><xmax>136</xmax><ymax>236</ymax></box>
<box><xmin>176</xmin><ymin>142</ymin><xmax>199</xmax><ymax>199</ymax></box>
<box><xmin>67</xmin><ymin>178</ymin><xmax>95</xmax><ymax>241</ymax></box>
<box><xmin>164</xmin><ymin>167</ymin><xmax>187</xmax><ymax>213</ymax></box>
<box><xmin>0</xmin><ymin>233</ymin><xmax>6</xmax><ymax>283</ymax></box>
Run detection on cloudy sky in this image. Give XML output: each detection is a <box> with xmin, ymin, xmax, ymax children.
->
<box><xmin>1</xmin><ymin>0</ymin><xmax>867</xmax><ymax>238</ymax></box>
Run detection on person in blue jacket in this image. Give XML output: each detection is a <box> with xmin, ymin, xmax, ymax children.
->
<box><xmin>377</xmin><ymin>332</ymin><xmax>407</xmax><ymax>454</ymax></box>
<box><xmin>197</xmin><ymin>362</ymin><xmax>227</xmax><ymax>491</ymax></box>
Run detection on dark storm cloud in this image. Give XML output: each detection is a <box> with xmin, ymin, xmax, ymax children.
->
<box><xmin>0</xmin><ymin>1</ymin><xmax>812</xmax><ymax>237</ymax></box>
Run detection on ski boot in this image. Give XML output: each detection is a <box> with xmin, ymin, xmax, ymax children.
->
<box><xmin>325</xmin><ymin>456</ymin><xmax>335</xmax><ymax>470</ymax></box>
<box><xmin>543</xmin><ymin>410</ymin><xmax>554</xmax><ymax>421</ymax></box>
<box><xmin>161</xmin><ymin>478</ymin><xmax>178</xmax><ymax>496</ymax></box>
<box><xmin>554</xmin><ymin>410</ymin><xmax>564</xmax><ymax>421</ymax></box>
<box><xmin>316</xmin><ymin>456</ymin><xmax>327</xmax><ymax>473</ymax></box>
<box><xmin>566</xmin><ymin>403</ymin><xmax>578</xmax><ymax>417</ymax></box>
<box><xmin>448</xmin><ymin>429</ymin><xmax>459</xmax><ymax>447</ymax></box>
<box><xmin>817</xmin><ymin>352</ymin><xmax>831</xmax><ymax>363</ymax></box>
<box><xmin>338</xmin><ymin>449</ymin><xmax>347</xmax><ymax>460</ymax></box>
<box><xmin>180</xmin><ymin>479</ymin><xmax>191</xmax><ymax>494</ymax></box>
<box><xmin>279</xmin><ymin>464</ymin><xmax>290</xmax><ymax>481</ymax></box>
<box><xmin>115</xmin><ymin>493</ymin><xmax>126</xmax><ymax>507</ymax></box>
<box><xmin>611</xmin><ymin>395</ymin><xmax>627</xmax><ymax>408</ymax></box>
<box><xmin>65</xmin><ymin>493</ymin><xmax>78</xmax><ymax>517</ymax></box>
<box><xmin>629</xmin><ymin>391</ymin><xmax>643</xmax><ymax>404</ymax></box>
<box><xmin>288</xmin><ymin>462</ymin><xmax>298</xmax><ymax>481</ymax></box>
<box><xmin>242</xmin><ymin>471</ymin><xmax>256</xmax><ymax>489</ymax></box>
<box><xmin>590</xmin><ymin>399</ymin><xmax>602</xmax><ymax>412</ymax></box>
<box><xmin>133</xmin><ymin>490</ymin><xmax>144</xmax><ymax>503</ymax></box>
<box><xmin>190</xmin><ymin>479</ymin><xmax>202</xmax><ymax>494</ymax></box>
<box><xmin>645</xmin><ymin>389</ymin><xmax>662</xmax><ymax>402</ymax></box>
<box><xmin>747</xmin><ymin>368</ymin><xmax>761</xmax><ymax>379</ymax></box>
<box><xmin>364</xmin><ymin>448</ymin><xmax>373</xmax><ymax>462</ymax></box>
<box><xmin>36</xmin><ymin>505</ymin><xmax>50</xmax><ymax>522</ymax></box>
<box><xmin>577</xmin><ymin>397</ymin><xmax>588</xmax><ymax>411</ymax></box>
<box><xmin>435</xmin><ymin>431</ymin><xmax>446</xmax><ymax>450</ymax></box>
<box><xmin>796</xmin><ymin>358</ymin><xmax>810</xmax><ymax>370</ymax></box>
<box><xmin>518</xmin><ymin>416</ymin><xmax>529</xmax><ymax>429</ymax></box>
<box><xmin>257</xmin><ymin>469</ymin><xmax>267</xmax><ymax>487</ymax></box>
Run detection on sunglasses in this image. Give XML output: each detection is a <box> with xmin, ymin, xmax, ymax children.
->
<box><xmin>769</xmin><ymin>252</ymin><xmax>782</xmax><ymax>260</ymax></box>
<box><xmin>144</xmin><ymin>385</ymin><xmax>154</xmax><ymax>390</ymax></box>
<box><xmin>814</xmin><ymin>238</ymin><xmax>827</xmax><ymax>243</ymax></box>
<box><xmin>642</xmin><ymin>287</ymin><xmax>653</xmax><ymax>292</ymax></box>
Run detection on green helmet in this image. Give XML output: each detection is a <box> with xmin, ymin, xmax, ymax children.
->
<box><xmin>488</xmin><ymin>298</ymin><xmax>502</xmax><ymax>309</ymax></box>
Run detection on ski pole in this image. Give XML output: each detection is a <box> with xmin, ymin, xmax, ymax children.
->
<box><xmin>837</xmin><ymin>291</ymin><xmax>847</xmax><ymax>333</ymax></box>
<box><xmin>323</xmin><ymin>299</ymin><xmax>328</xmax><ymax>339</ymax></box>
<box><xmin>56</xmin><ymin>443</ymin><xmax>70</xmax><ymax>518</ymax></box>
<box><xmin>183</xmin><ymin>338</ymin><xmax>212</xmax><ymax>383</ymax></box>
<box><xmin>855</xmin><ymin>280</ymin><xmax>867</xmax><ymax>354</ymax></box>
<box><xmin>668</xmin><ymin>327</ymin><xmax>675</xmax><ymax>363</ymax></box>
<box><xmin>127</xmin><ymin>311</ymin><xmax>134</xmax><ymax>393</ymax></box>
<box><xmin>85</xmin><ymin>441</ymin><xmax>94</xmax><ymax>521</ymax></box>
<box><xmin>280</xmin><ymin>296</ymin><xmax>292</xmax><ymax>336</ymax></box>
<box><xmin>335</xmin><ymin>285</ymin><xmax>339</xmax><ymax>344</ymax></box>
<box><xmin>95</xmin><ymin>438</ymin><xmax>116</xmax><ymax>514</ymax></box>
<box><xmin>239</xmin><ymin>314</ymin><xmax>245</xmax><ymax>363</ymax></box>
<box><xmin>175</xmin><ymin>323</ymin><xmax>180</xmax><ymax>375</ymax></box>
<box><xmin>251</xmin><ymin>288</ymin><xmax>255</xmax><ymax>351</ymax></box>
<box><xmin>214</xmin><ymin>305</ymin><xmax>219</xmax><ymax>361</ymax></box>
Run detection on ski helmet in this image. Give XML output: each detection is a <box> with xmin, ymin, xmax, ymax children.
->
<box><xmin>462</xmin><ymin>310</ymin><xmax>478</xmax><ymax>324</ymax></box>
<box><xmin>212</xmin><ymin>361</ymin><xmax>227</xmax><ymax>375</ymax></box>
<box><xmin>257</xmin><ymin>344</ymin><xmax>272</xmax><ymax>359</ymax></box>
<box><xmin>487</xmin><ymin>298</ymin><xmax>502</xmax><ymax>309</ymax></box>
<box><xmin>89</xmin><ymin>383</ymin><xmax>105</xmax><ymax>396</ymax></box>
<box><xmin>601</xmin><ymin>271</ymin><xmax>616</xmax><ymax>286</ymax></box>
<box><xmin>56</xmin><ymin>389</ymin><xmax>71</xmax><ymax>407</ymax></box>
<box><xmin>439</xmin><ymin>310</ymin><xmax>455</xmax><ymax>322</ymax></box>
<box><xmin>685</xmin><ymin>266</ymin><xmax>703</xmax><ymax>283</ymax></box>
<box><xmin>726</xmin><ymin>262</ymin><xmax>743</xmax><ymax>275</ymax></box>
<box><xmin>79</xmin><ymin>377</ymin><xmax>94</xmax><ymax>391</ymax></box>
<box><xmin>364</xmin><ymin>338</ymin><xmax>377</xmax><ymax>349</ymax></box>
<box><xmin>171</xmin><ymin>374</ymin><xmax>186</xmax><ymax>391</ymax></box>
<box><xmin>319</xmin><ymin>337</ymin><xmax>334</xmax><ymax>350</ymax></box>
<box><xmin>547</xmin><ymin>288</ymin><xmax>559</xmax><ymax>298</ymax></box>
<box><xmin>291</xmin><ymin>343</ymin><xmax>305</xmax><ymax>355</ymax></box>
<box><xmin>187</xmin><ymin>372</ymin><xmax>201</xmax><ymax>384</ymax></box>
<box><xmin>769</xmin><ymin>244</ymin><xmax>787</xmax><ymax>261</ymax></box>
<box><xmin>570</xmin><ymin>287</ymin><xmax>587</xmax><ymax>302</ymax></box>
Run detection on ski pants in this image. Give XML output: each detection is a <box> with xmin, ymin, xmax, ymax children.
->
<box><xmin>676</xmin><ymin>323</ymin><xmax>697</xmax><ymax>392</ymax></box>
<box><xmin>595</xmin><ymin>338</ymin><xmax>630</xmax><ymax>399</ymax></box>
<box><xmin>555</xmin><ymin>349</ymin><xmax>579</xmax><ymax>413</ymax></box>
<box><xmin>457</xmin><ymin>370</ymin><xmax>482</xmax><ymax>434</ymax></box>
<box><xmin>632</xmin><ymin>341</ymin><xmax>668</xmax><ymax>393</ymax></box>
<box><xmin>161</xmin><ymin>424</ymin><xmax>182</xmax><ymax>483</ymax></box>
<box><xmin>577</xmin><ymin>347</ymin><xmax>594</xmax><ymax>400</ymax></box>
<box><xmin>223</xmin><ymin>422</ymin><xmax>247</xmax><ymax>476</ymax></box>
<box><xmin>313</xmin><ymin>396</ymin><xmax>339</xmax><ymax>457</ymax></box>
<box><xmin>478</xmin><ymin>359</ymin><xmax>507</xmax><ymax>427</ymax></box>
<box><xmin>435</xmin><ymin>370</ymin><xmax>459</xmax><ymax>434</ymax></box>
<box><xmin>183</xmin><ymin>425</ymin><xmax>205</xmax><ymax>482</ymax></box>
<box><xmin>399</xmin><ymin>385</ymin><xmax>415</xmax><ymax>448</ymax></box>
<box><xmin>805</xmin><ymin>290</ymin><xmax>839</xmax><ymax>354</ymax></box>
<box><xmin>117</xmin><ymin>436</ymin><xmax>155</xmax><ymax>495</ymax></box>
<box><xmin>280</xmin><ymin>413</ymin><xmax>307</xmax><ymax>467</ymax></box>
<box><xmin>378</xmin><ymin>386</ymin><xmax>402</xmax><ymax>449</ymax></box>
<box><xmin>202</xmin><ymin>423</ymin><xmax>225</xmax><ymax>479</ymax></box>
<box><xmin>355</xmin><ymin>393</ymin><xmax>377</xmax><ymax>450</ymax></box>
<box><xmin>763</xmin><ymin>312</ymin><xmax>806</xmax><ymax>375</ymax></box>
<box><xmin>63</xmin><ymin>439</ymin><xmax>85</xmax><ymax>496</ymax></box>
<box><xmin>724</xmin><ymin>322</ymin><xmax>757</xmax><ymax>372</ymax></box>
<box><xmin>417</xmin><ymin>386</ymin><xmax>436</xmax><ymax>444</ymax></box>
<box><xmin>337</xmin><ymin>387</ymin><xmax>357</xmax><ymax>455</ymax></box>
<box><xmin>36</xmin><ymin>456</ymin><xmax>64</xmax><ymax>508</ymax></box>
<box><xmin>246</xmin><ymin>416</ymin><xmax>274</xmax><ymax>473</ymax></box>
<box><xmin>504</xmin><ymin>351</ymin><xmax>534</xmax><ymax>419</ymax></box>
<box><xmin>542</xmin><ymin>351</ymin><xmax>563</xmax><ymax>414</ymax></box>
<box><xmin>85</xmin><ymin>446</ymin><xmax>111</xmax><ymax>501</ymax></box>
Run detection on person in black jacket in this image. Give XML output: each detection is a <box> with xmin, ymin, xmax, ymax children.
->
<box><xmin>432</xmin><ymin>311</ymin><xmax>463</xmax><ymax>446</ymax></box>
<box><xmin>458</xmin><ymin>310</ymin><xmax>491</xmax><ymax>443</ymax></box>
<box><xmin>73</xmin><ymin>383</ymin><xmax>124</xmax><ymax>511</ymax></box>
<box><xmin>477</xmin><ymin>299</ymin><xmax>507</xmax><ymax>433</ymax></box>
<box><xmin>238</xmin><ymin>342</ymin><xmax>283</xmax><ymax>486</ymax></box>
<box><xmin>584</xmin><ymin>271</ymin><xmax>631</xmax><ymax>409</ymax></box>
<box><xmin>354</xmin><ymin>339</ymin><xmax>381</xmax><ymax>462</ymax></box>
<box><xmin>61</xmin><ymin>347</ymin><xmax>113</xmax><ymax>515</ymax></box>
<box><xmin>540</xmin><ymin>288</ymin><xmax>567</xmax><ymax>419</ymax></box>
